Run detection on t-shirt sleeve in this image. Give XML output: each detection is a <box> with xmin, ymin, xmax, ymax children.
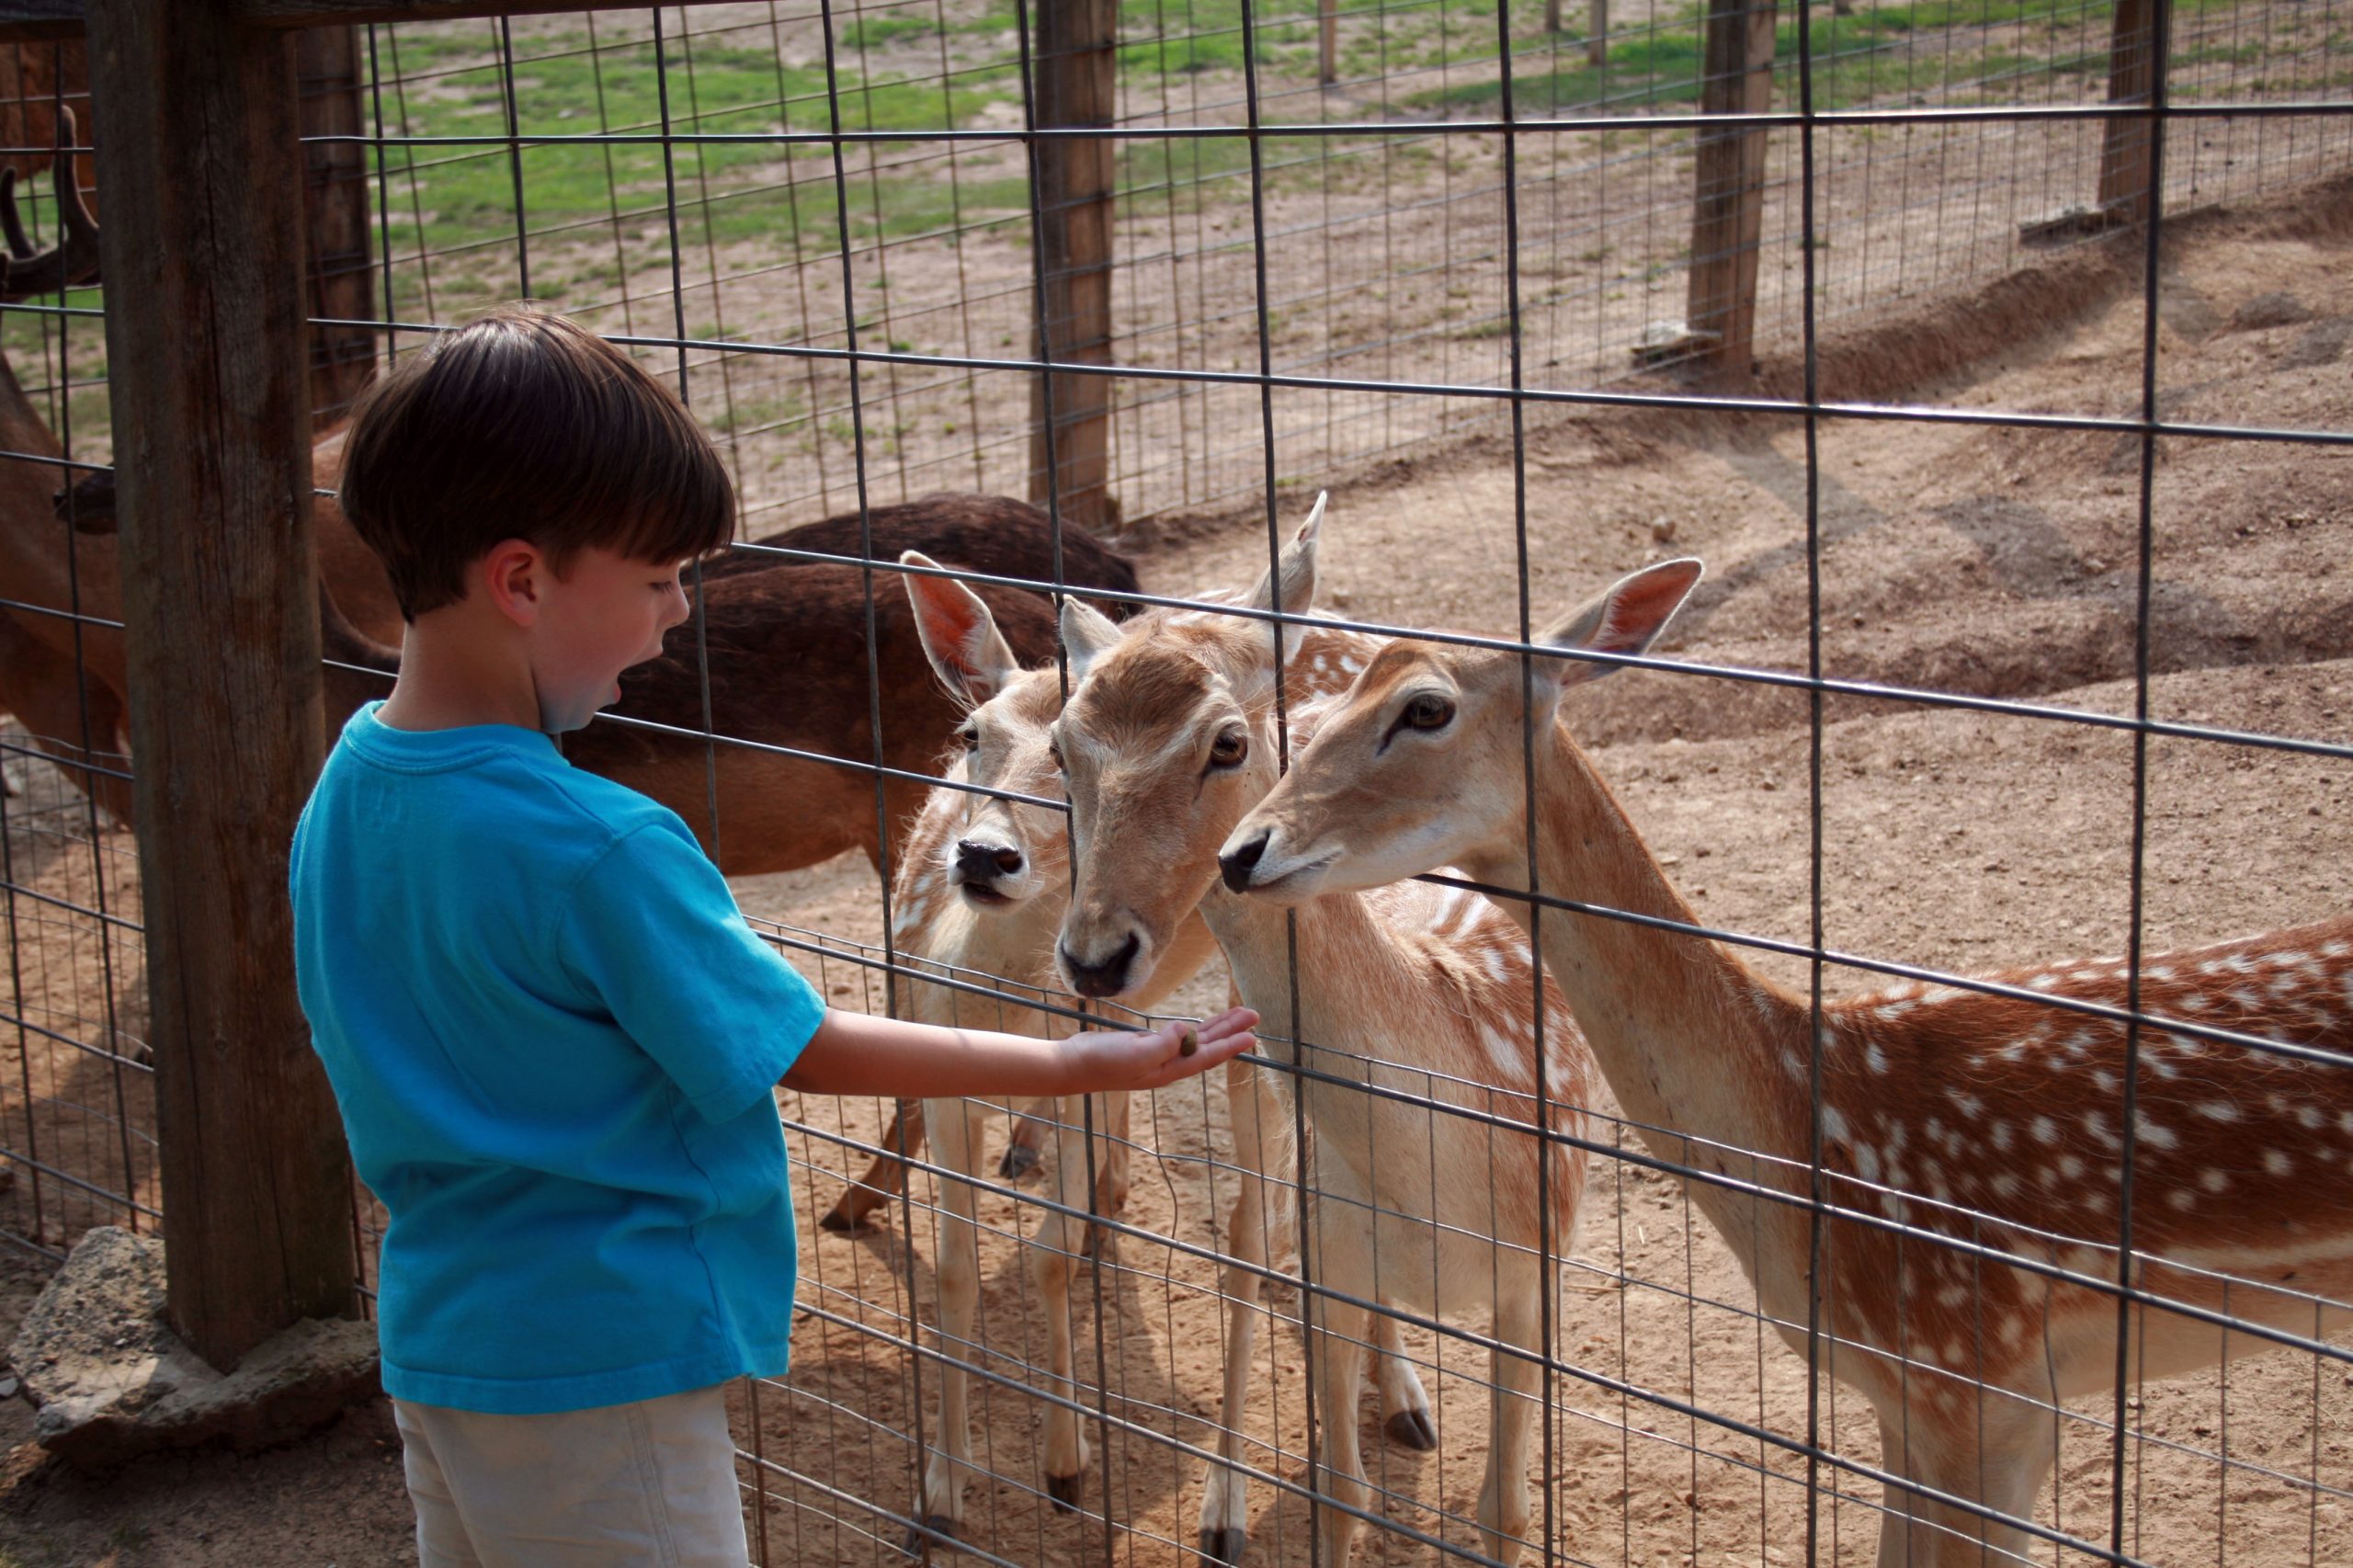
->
<box><xmin>556</xmin><ymin>820</ymin><xmax>828</xmax><ymax>1122</ymax></box>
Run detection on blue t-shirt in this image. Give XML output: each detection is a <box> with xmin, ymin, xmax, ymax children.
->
<box><xmin>290</xmin><ymin>703</ymin><xmax>827</xmax><ymax>1415</ymax></box>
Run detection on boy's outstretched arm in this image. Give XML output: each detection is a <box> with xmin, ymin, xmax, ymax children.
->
<box><xmin>781</xmin><ymin>1006</ymin><xmax>1259</xmax><ymax>1099</ymax></box>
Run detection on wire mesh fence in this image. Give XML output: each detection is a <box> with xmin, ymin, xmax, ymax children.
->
<box><xmin>1</xmin><ymin>2</ymin><xmax>2350</xmax><ymax>1566</ymax></box>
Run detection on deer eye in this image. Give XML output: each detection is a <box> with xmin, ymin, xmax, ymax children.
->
<box><xmin>1402</xmin><ymin>694</ymin><xmax>1455</xmax><ymax>731</ymax></box>
<box><xmin>1209</xmin><ymin>730</ymin><xmax>1248</xmax><ymax>769</ymax></box>
<box><xmin>1047</xmin><ymin>738</ymin><xmax>1065</xmax><ymax>771</ymax></box>
<box><xmin>958</xmin><ymin>722</ymin><xmax>980</xmax><ymax>753</ymax></box>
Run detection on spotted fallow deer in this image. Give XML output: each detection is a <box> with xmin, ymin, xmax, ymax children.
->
<box><xmin>1219</xmin><ymin>557</ymin><xmax>2353</xmax><ymax>1567</ymax></box>
<box><xmin>1051</xmin><ymin>505</ymin><xmax>1593</xmax><ymax>1566</ymax></box>
<box><xmin>888</xmin><ymin>540</ymin><xmax>1451</xmax><ymax>1549</ymax></box>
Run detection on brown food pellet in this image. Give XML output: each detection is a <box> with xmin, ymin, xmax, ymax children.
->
<box><xmin>1179</xmin><ymin>1028</ymin><xmax>1199</xmax><ymax>1057</ymax></box>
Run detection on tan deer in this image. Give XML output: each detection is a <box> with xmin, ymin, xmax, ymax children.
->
<box><xmin>1220</xmin><ymin>558</ymin><xmax>2353</xmax><ymax>1567</ymax></box>
<box><xmin>1051</xmin><ymin>506</ymin><xmax>1593</xmax><ymax>1565</ymax></box>
<box><xmin>888</xmin><ymin>539</ymin><xmax>1450</xmax><ymax>1549</ymax></box>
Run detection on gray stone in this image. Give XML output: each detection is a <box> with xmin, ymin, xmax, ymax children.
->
<box><xmin>6</xmin><ymin>1226</ymin><xmax>380</xmax><ymax>1468</ymax></box>
<box><xmin>2229</xmin><ymin>291</ymin><xmax>2314</xmax><ymax>332</ymax></box>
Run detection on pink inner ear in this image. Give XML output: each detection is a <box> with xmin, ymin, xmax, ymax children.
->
<box><xmin>1599</xmin><ymin>564</ymin><xmax>1699</xmax><ymax>653</ymax></box>
<box><xmin>915</xmin><ymin>580</ymin><xmax>984</xmax><ymax>669</ymax></box>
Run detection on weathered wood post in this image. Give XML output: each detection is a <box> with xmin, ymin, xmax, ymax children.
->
<box><xmin>1028</xmin><ymin>0</ymin><xmax>1117</xmax><ymax>538</ymax></box>
<box><xmin>1682</xmin><ymin>0</ymin><xmax>1775</xmax><ymax>380</ymax></box>
<box><xmin>2097</xmin><ymin>0</ymin><xmax>2162</xmax><ymax>222</ymax></box>
<box><xmin>86</xmin><ymin>0</ymin><xmax>354</xmax><ymax>1369</ymax></box>
<box><xmin>1587</xmin><ymin>0</ymin><xmax>1607</xmax><ymax>66</ymax></box>
<box><xmin>296</xmin><ymin>23</ymin><xmax>374</xmax><ymax>427</ymax></box>
<box><xmin>1319</xmin><ymin>0</ymin><xmax>1337</xmax><ymax>86</ymax></box>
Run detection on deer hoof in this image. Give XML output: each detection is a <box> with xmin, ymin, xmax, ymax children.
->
<box><xmin>818</xmin><ymin>1203</ymin><xmax>879</xmax><ymax>1234</ymax></box>
<box><xmin>1197</xmin><ymin>1525</ymin><xmax>1248</xmax><ymax>1564</ymax></box>
<box><xmin>1384</xmin><ymin>1408</ymin><xmax>1438</xmax><ymax>1451</ymax></box>
<box><xmin>1045</xmin><ymin>1471</ymin><xmax>1083</xmax><ymax>1512</ymax></box>
<box><xmin>903</xmin><ymin>1514</ymin><xmax>959</xmax><ymax>1554</ymax></box>
<box><xmin>996</xmin><ymin>1142</ymin><xmax>1042</xmax><ymax>1182</ymax></box>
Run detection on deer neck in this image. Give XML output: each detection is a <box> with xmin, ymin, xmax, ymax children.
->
<box><xmin>1201</xmin><ymin>878</ymin><xmax>1394</xmax><ymax>1066</ymax></box>
<box><xmin>1458</xmin><ymin>722</ymin><xmax>1811</xmax><ymax>1212</ymax></box>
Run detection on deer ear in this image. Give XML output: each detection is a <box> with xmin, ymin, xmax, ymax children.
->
<box><xmin>1241</xmin><ymin>491</ymin><xmax>1326</xmax><ymax>619</ymax></box>
<box><xmin>1059</xmin><ymin>595</ymin><xmax>1124</xmax><ymax>686</ymax></box>
<box><xmin>1539</xmin><ymin>557</ymin><xmax>1704</xmax><ymax>689</ymax></box>
<box><xmin>903</xmin><ymin>551</ymin><xmax>1020</xmax><ymax>707</ymax></box>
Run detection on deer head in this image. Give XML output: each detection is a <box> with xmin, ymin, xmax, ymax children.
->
<box><xmin>1220</xmin><ymin>556</ymin><xmax>1703</xmax><ymax>903</ymax></box>
<box><xmin>901</xmin><ymin>550</ymin><xmax>1071</xmax><ymax>909</ymax></box>
<box><xmin>1051</xmin><ymin>498</ymin><xmax>1326</xmax><ymax>998</ymax></box>
<box><xmin>0</xmin><ymin>106</ymin><xmax>98</xmax><ymax>304</ymax></box>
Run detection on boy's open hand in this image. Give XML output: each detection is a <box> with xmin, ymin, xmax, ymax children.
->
<box><xmin>1064</xmin><ymin>1006</ymin><xmax>1259</xmax><ymax>1092</ymax></box>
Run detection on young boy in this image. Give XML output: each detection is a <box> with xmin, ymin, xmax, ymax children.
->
<box><xmin>290</xmin><ymin>304</ymin><xmax>1255</xmax><ymax>1567</ymax></box>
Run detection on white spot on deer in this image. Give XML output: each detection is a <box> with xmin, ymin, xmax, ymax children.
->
<box><xmin>1949</xmin><ymin>1089</ymin><xmax>1984</xmax><ymax>1119</ymax></box>
<box><xmin>1888</xmin><ymin>1119</ymin><xmax>1909</xmax><ymax>1153</ymax></box>
<box><xmin>1943</xmin><ymin>1336</ymin><xmax>1970</xmax><ymax>1367</ymax></box>
<box><xmin>2166</xmin><ymin>1187</ymin><xmax>2196</xmax><ymax>1210</ymax></box>
<box><xmin>1821</xmin><ymin>1105</ymin><xmax>1852</xmax><ymax>1143</ymax></box>
<box><xmin>1990</xmin><ymin>1171</ymin><xmax>2019</xmax><ymax>1199</ymax></box>
<box><xmin>2274</xmin><ymin>951</ymin><xmax>2311</xmax><ymax>970</ymax></box>
<box><xmin>1880</xmin><ymin>998</ymin><xmax>1919</xmax><ymax>1019</ymax></box>
<box><xmin>2230</xmin><ymin>987</ymin><xmax>2263</xmax><ymax>1010</ymax></box>
<box><xmin>2057</xmin><ymin>1153</ymin><xmax>2086</xmax><ymax>1181</ymax></box>
<box><xmin>1780</xmin><ymin>1049</ymin><xmax>1805</xmax><ymax>1080</ymax></box>
<box><xmin>2194</xmin><ymin>1101</ymin><xmax>2241</xmax><ymax>1123</ymax></box>
<box><xmin>2134</xmin><ymin>1114</ymin><xmax>2177</xmax><ymax>1151</ymax></box>
<box><xmin>2031</xmin><ymin>1116</ymin><xmax>2059</xmax><ymax>1146</ymax></box>
<box><xmin>2090</xmin><ymin>1068</ymin><xmax>2118</xmax><ymax>1096</ymax></box>
<box><xmin>2028</xmin><ymin>973</ymin><xmax>2061</xmax><ymax>992</ymax></box>
<box><xmin>2200</xmin><ymin>1167</ymin><xmax>2230</xmax><ymax>1193</ymax></box>
<box><xmin>2148</xmin><ymin>966</ymin><xmax>2175</xmax><ymax>982</ymax></box>
<box><xmin>1854</xmin><ymin>1144</ymin><xmax>1881</xmax><ymax>1183</ymax></box>
<box><xmin>1866</xmin><ymin>1041</ymin><xmax>1890</xmax><ymax>1075</ymax></box>
<box><xmin>2084</xmin><ymin>1110</ymin><xmax>2120</xmax><ymax>1149</ymax></box>
<box><xmin>2263</xmin><ymin>1149</ymin><xmax>2292</xmax><ymax>1176</ymax></box>
<box><xmin>2323</xmin><ymin>941</ymin><xmax>2349</xmax><ymax>960</ymax></box>
<box><xmin>1989</xmin><ymin>1120</ymin><xmax>2014</xmax><ymax>1152</ymax></box>
<box><xmin>2070</xmin><ymin>970</ymin><xmax>2104</xmax><ymax>984</ymax></box>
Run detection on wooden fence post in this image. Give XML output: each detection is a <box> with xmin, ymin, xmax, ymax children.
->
<box><xmin>1587</xmin><ymin>0</ymin><xmax>1608</xmax><ymax>67</ymax></box>
<box><xmin>2097</xmin><ymin>0</ymin><xmax>2161</xmax><ymax>222</ymax></box>
<box><xmin>1028</xmin><ymin>0</ymin><xmax>1118</xmax><ymax>538</ymax></box>
<box><xmin>296</xmin><ymin>24</ymin><xmax>374</xmax><ymax>427</ymax></box>
<box><xmin>1682</xmin><ymin>0</ymin><xmax>1775</xmax><ymax>379</ymax></box>
<box><xmin>1319</xmin><ymin>0</ymin><xmax>1337</xmax><ymax>86</ymax></box>
<box><xmin>86</xmin><ymin>0</ymin><xmax>353</xmax><ymax>1370</ymax></box>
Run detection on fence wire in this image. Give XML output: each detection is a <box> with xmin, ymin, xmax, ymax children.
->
<box><xmin>0</xmin><ymin>5</ymin><xmax>2348</xmax><ymax>1568</ymax></box>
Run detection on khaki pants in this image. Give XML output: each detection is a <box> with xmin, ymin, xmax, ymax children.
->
<box><xmin>394</xmin><ymin>1385</ymin><xmax>751</xmax><ymax>1567</ymax></box>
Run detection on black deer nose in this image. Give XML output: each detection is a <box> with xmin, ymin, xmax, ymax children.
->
<box><xmin>1060</xmin><ymin>933</ymin><xmax>1140</xmax><ymax>998</ymax></box>
<box><xmin>1219</xmin><ymin>832</ymin><xmax>1268</xmax><ymax>894</ymax></box>
<box><xmin>955</xmin><ymin>838</ymin><xmax>1024</xmax><ymax>881</ymax></box>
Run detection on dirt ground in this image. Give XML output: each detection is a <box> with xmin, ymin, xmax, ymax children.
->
<box><xmin>1</xmin><ymin>174</ymin><xmax>2349</xmax><ymax>1567</ymax></box>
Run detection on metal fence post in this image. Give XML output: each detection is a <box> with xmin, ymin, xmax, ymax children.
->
<box><xmin>86</xmin><ymin>0</ymin><xmax>354</xmax><ymax>1370</ymax></box>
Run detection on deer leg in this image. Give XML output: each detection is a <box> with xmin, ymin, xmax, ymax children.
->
<box><xmin>0</xmin><ymin>636</ymin><xmax>132</xmax><ymax>829</ymax></box>
<box><xmin>1475</xmin><ymin>1265</ymin><xmax>1546</xmax><ymax>1564</ymax></box>
<box><xmin>1198</xmin><ymin>1061</ymin><xmax>1284</xmax><ymax>1566</ymax></box>
<box><xmin>909</xmin><ymin>1101</ymin><xmax>986</xmax><ymax>1548</ymax></box>
<box><xmin>998</xmin><ymin>1102</ymin><xmax>1050</xmax><ymax>1182</ymax></box>
<box><xmin>818</xmin><ymin>1098</ymin><xmax>924</xmax><ymax>1234</ymax></box>
<box><xmin>1079</xmin><ymin>1089</ymin><xmax>1132</xmax><ymax>1261</ymax></box>
<box><xmin>1872</xmin><ymin>1395</ymin><xmax>2050</xmax><ymax>1568</ymax></box>
<box><xmin>1029</xmin><ymin>1092</ymin><xmax>1097</xmax><ymax>1511</ymax></box>
<box><xmin>1304</xmin><ymin>1271</ymin><xmax>1374</xmax><ymax>1568</ymax></box>
<box><xmin>1369</xmin><ymin>1311</ymin><xmax>1436</xmax><ymax>1451</ymax></box>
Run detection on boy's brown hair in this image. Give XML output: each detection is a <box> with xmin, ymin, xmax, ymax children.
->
<box><xmin>339</xmin><ymin>304</ymin><xmax>734</xmax><ymax>619</ymax></box>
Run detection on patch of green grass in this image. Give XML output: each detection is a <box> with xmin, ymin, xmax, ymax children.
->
<box><xmin>369</xmin><ymin>30</ymin><xmax>1016</xmax><ymax>258</ymax></box>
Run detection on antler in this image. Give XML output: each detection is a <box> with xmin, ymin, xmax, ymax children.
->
<box><xmin>0</xmin><ymin>106</ymin><xmax>99</xmax><ymax>301</ymax></box>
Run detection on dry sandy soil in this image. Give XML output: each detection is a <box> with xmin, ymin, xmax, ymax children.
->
<box><xmin>0</xmin><ymin>174</ymin><xmax>2348</xmax><ymax>1567</ymax></box>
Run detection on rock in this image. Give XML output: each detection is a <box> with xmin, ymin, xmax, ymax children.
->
<box><xmin>2228</xmin><ymin>291</ymin><xmax>2313</xmax><ymax>332</ymax></box>
<box><xmin>6</xmin><ymin>1226</ymin><xmax>380</xmax><ymax>1468</ymax></box>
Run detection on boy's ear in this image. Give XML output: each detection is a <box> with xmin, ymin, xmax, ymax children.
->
<box><xmin>479</xmin><ymin>539</ymin><xmax>547</xmax><ymax>627</ymax></box>
<box><xmin>902</xmin><ymin>551</ymin><xmax>1020</xmax><ymax>707</ymax></box>
<box><xmin>1538</xmin><ymin>557</ymin><xmax>1704</xmax><ymax>691</ymax></box>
